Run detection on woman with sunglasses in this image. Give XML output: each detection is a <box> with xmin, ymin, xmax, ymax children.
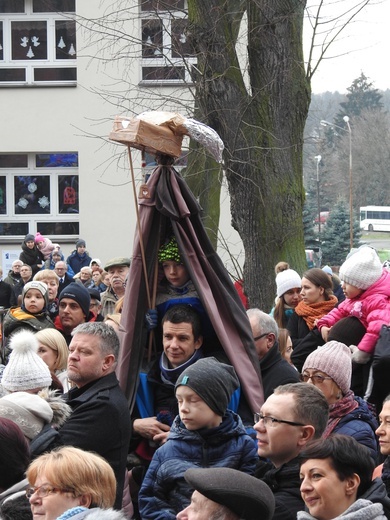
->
<box><xmin>26</xmin><ymin>446</ymin><xmax>127</xmax><ymax>519</ymax></box>
<box><xmin>301</xmin><ymin>341</ymin><xmax>378</xmax><ymax>462</ymax></box>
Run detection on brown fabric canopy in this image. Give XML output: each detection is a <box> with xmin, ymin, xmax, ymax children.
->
<box><xmin>116</xmin><ymin>162</ymin><xmax>264</xmax><ymax>414</ymax></box>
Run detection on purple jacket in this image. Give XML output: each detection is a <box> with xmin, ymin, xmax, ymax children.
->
<box><xmin>317</xmin><ymin>269</ymin><xmax>390</xmax><ymax>354</ymax></box>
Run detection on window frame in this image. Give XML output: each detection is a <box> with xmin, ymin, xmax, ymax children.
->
<box><xmin>139</xmin><ymin>0</ymin><xmax>196</xmax><ymax>86</ymax></box>
<box><xmin>0</xmin><ymin>0</ymin><xmax>77</xmax><ymax>87</ymax></box>
<box><xmin>0</xmin><ymin>152</ymin><xmax>80</xmax><ymax>240</ymax></box>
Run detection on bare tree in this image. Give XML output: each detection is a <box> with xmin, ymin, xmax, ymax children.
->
<box><xmin>78</xmin><ymin>0</ymin><xmax>374</xmax><ymax>309</ymax></box>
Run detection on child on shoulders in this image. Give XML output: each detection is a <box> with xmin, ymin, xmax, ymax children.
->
<box><xmin>318</xmin><ymin>246</ymin><xmax>390</xmax><ymax>364</ymax></box>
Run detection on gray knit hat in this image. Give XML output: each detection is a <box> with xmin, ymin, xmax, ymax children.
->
<box><xmin>339</xmin><ymin>246</ymin><xmax>382</xmax><ymax>290</ymax></box>
<box><xmin>302</xmin><ymin>341</ymin><xmax>352</xmax><ymax>395</ymax></box>
<box><xmin>275</xmin><ymin>269</ymin><xmax>301</xmax><ymax>298</ymax></box>
<box><xmin>1</xmin><ymin>330</ymin><xmax>52</xmax><ymax>392</ymax></box>
<box><xmin>184</xmin><ymin>467</ymin><xmax>275</xmax><ymax>520</ymax></box>
<box><xmin>175</xmin><ymin>358</ymin><xmax>239</xmax><ymax>416</ymax></box>
<box><xmin>22</xmin><ymin>281</ymin><xmax>49</xmax><ymax>307</ymax></box>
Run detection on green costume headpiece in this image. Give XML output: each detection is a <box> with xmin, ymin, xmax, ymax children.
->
<box><xmin>158</xmin><ymin>236</ymin><xmax>182</xmax><ymax>264</ymax></box>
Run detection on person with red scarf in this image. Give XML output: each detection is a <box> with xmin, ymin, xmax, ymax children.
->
<box><xmin>301</xmin><ymin>341</ymin><xmax>378</xmax><ymax>462</ymax></box>
<box><xmin>288</xmin><ymin>268</ymin><xmax>337</xmax><ymax>372</ymax></box>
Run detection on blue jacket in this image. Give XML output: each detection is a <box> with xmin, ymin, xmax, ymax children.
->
<box><xmin>138</xmin><ymin>411</ymin><xmax>258</xmax><ymax>520</ymax></box>
<box><xmin>66</xmin><ymin>250</ymin><xmax>92</xmax><ymax>275</ymax></box>
<box><xmin>332</xmin><ymin>396</ymin><xmax>378</xmax><ymax>462</ymax></box>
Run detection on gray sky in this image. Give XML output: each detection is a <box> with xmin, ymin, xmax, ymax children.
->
<box><xmin>304</xmin><ymin>0</ymin><xmax>389</xmax><ymax>94</ymax></box>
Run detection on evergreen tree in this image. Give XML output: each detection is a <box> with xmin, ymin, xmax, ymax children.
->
<box><xmin>303</xmin><ymin>200</ymin><xmax>317</xmax><ymax>245</ymax></box>
<box><xmin>321</xmin><ymin>200</ymin><xmax>361</xmax><ymax>265</ymax></box>
<box><xmin>335</xmin><ymin>72</ymin><xmax>383</xmax><ymax>128</ymax></box>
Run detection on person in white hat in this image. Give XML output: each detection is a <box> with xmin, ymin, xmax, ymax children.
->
<box><xmin>318</xmin><ymin>246</ymin><xmax>390</xmax><ymax>366</ymax></box>
<box><xmin>270</xmin><ymin>269</ymin><xmax>302</xmax><ymax>328</ymax></box>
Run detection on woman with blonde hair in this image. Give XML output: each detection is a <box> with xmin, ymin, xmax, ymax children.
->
<box><xmin>26</xmin><ymin>446</ymin><xmax>127</xmax><ymax>519</ymax></box>
<box><xmin>35</xmin><ymin>328</ymin><xmax>69</xmax><ymax>392</ymax></box>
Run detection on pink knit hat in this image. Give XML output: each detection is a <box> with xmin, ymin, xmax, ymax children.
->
<box><xmin>302</xmin><ymin>341</ymin><xmax>352</xmax><ymax>395</ymax></box>
<box><xmin>35</xmin><ymin>232</ymin><xmax>45</xmax><ymax>244</ymax></box>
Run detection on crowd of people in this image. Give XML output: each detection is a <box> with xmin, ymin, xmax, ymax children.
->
<box><xmin>1</xmin><ymin>235</ymin><xmax>390</xmax><ymax>519</ymax></box>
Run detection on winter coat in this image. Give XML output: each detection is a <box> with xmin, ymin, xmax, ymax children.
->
<box><xmin>297</xmin><ymin>498</ymin><xmax>386</xmax><ymax>519</ymax></box>
<box><xmin>31</xmin><ymin>372</ymin><xmax>132</xmax><ymax>511</ymax></box>
<box><xmin>66</xmin><ymin>250</ymin><xmax>92</xmax><ymax>275</ymax></box>
<box><xmin>254</xmin><ymin>456</ymin><xmax>303</xmax><ymax>520</ymax></box>
<box><xmin>3</xmin><ymin>269</ymin><xmax>21</xmax><ymax>288</ymax></box>
<box><xmin>19</xmin><ymin>241</ymin><xmax>44</xmax><ymax>276</ymax></box>
<box><xmin>331</xmin><ymin>396</ymin><xmax>378</xmax><ymax>462</ymax></box>
<box><xmin>288</xmin><ymin>315</ymin><xmax>325</xmax><ymax>372</ymax></box>
<box><xmin>138</xmin><ymin>411</ymin><xmax>258</xmax><ymax>520</ymax></box>
<box><xmin>361</xmin><ymin>478</ymin><xmax>390</xmax><ymax>519</ymax></box>
<box><xmin>101</xmin><ymin>288</ymin><xmax>119</xmax><ymax>318</ymax></box>
<box><xmin>3</xmin><ymin>306</ymin><xmax>55</xmax><ymax>338</ymax></box>
<box><xmin>0</xmin><ymin>280</ymin><xmax>13</xmax><ymax>309</ymax></box>
<box><xmin>0</xmin><ymin>479</ymin><xmax>31</xmax><ymax>520</ymax></box>
<box><xmin>259</xmin><ymin>342</ymin><xmax>300</xmax><ymax>400</ymax></box>
<box><xmin>317</xmin><ymin>269</ymin><xmax>390</xmax><ymax>354</ymax></box>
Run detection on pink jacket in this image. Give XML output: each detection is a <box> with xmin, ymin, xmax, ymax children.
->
<box><xmin>317</xmin><ymin>269</ymin><xmax>390</xmax><ymax>354</ymax></box>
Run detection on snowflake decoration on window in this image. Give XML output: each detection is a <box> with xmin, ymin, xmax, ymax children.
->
<box><xmin>28</xmin><ymin>182</ymin><xmax>37</xmax><ymax>193</ymax></box>
<box><xmin>38</xmin><ymin>196</ymin><xmax>50</xmax><ymax>209</ymax></box>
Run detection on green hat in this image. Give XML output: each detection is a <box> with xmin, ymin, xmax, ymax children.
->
<box><xmin>158</xmin><ymin>236</ymin><xmax>182</xmax><ymax>264</ymax></box>
<box><xmin>104</xmin><ymin>257</ymin><xmax>131</xmax><ymax>271</ymax></box>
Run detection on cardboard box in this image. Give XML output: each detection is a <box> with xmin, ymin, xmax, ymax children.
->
<box><xmin>109</xmin><ymin>116</ymin><xmax>183</xmax><ymax>157</ymax></box>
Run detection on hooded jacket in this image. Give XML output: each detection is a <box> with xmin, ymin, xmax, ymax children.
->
<box><xmin>139</xmin><ymin>410</ymin><xmax>258</xmax><ymax>520</ymax></box>
<box><xmin>318</xmin><ymin>269</ymin><xmax>390</xmax><ymax>354</ymax></box>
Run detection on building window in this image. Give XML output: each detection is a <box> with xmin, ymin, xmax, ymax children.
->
<box><xmin>140</xmin><ymin>0</ymin><xmax>196</xmax><ymax>84</ymax></box>
<box><xmin>0</xmin><ymin>0</ymin><xmax>76</xmax><ymax>86</ymax></box>
<box><xmin>0</xmin><ymin>152</ymin><xmax>79</xmax><ymax>238</ymax></box>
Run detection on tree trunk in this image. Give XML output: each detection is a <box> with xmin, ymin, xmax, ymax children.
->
<box><xmin>187</xmin><ymin>0</ymin><xmax>310</xmax><ymax>309</ymax></box>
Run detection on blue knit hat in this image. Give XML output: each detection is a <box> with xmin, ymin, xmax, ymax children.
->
<box><xmin>59</xmin><ymin>283</ymin><xmax>90</xmax><ymax>318</ymax></box>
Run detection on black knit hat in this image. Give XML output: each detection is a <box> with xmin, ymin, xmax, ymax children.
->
<box><xmin>175</xmin><ymin>358</ymin><xmax>239</xmax><ymax>416</ymax></box>
<box><xmin>76</xmin><ymin>238</ymin><xmax>86</xmax><ymax>248</ymax></box>
<box><xmin>184</xmin><ymin>467</ymin><xmax>275</xmax><ymax>520</ymax></box>
<box><xmin>59</xmin><ymin>283</ymin><xmax>90</xmax><ymax>318</ymax></box>
<box><xmin>24</xmin><ymin>233</ymin><xmax>35</xmax><ymax>243</ymax></box>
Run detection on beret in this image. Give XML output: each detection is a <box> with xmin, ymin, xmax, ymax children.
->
<box><xmin>184</xmin><ymin>467</ymin><xmax>275</xmax><ymax>520</ymax></box>
<box><xmin>104</xmin><ymin>257</ymin><xmax>131</xmax><ymax>271</ymax></box>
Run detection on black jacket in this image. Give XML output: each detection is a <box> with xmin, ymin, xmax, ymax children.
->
<box><xmin>288</xmin><ymin>314</ymin><xmax>325</xmax><ymax>372</ymax></box>
<box><xmin>260</xmin><ymin>342</ymin><xmax>300</xmax><ymax>399</ymax></box>
<box><xmin>31</xmin><ymin>372</ymin><xmax>132</xmax><ymax>510</ymax></box>
<box><xmin>255</xmin><ymin>456</ymin><xmax>304</xmax><ymax>520</ymax></box>
<box><xmin>361</xmin><ymin>478</ymin><xmax>390</xmax><ymax>519</ymax></box>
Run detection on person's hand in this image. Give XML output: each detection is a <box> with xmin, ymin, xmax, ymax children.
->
<box><xmin>145</xmin><ymin>309</ymin><xmax>158</xmax><ymax>331</ymax></box>
<box><xmin>320</xmin><ymin>326</ymin><xmax>330</xmax><ymax>342</ymax></box>
<box><xmin>153</xmin><ymin>430</ymin><xmax>170</xmax><ymax>445</ymax></box>
<box><xmin>133</xmin><ymin>417</ymin><xmax>171</xmax><ymax>440</ymax></box>
<box><xmin>351</xmin><ymin>348</ymin><xmax>371</xmax><ymax>364</ymax></box>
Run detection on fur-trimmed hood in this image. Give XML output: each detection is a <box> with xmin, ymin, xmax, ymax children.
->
<box><xmin>38</xmin><ymin>388</ymin><xmax>72</xmax><ymax>429</ymax></box>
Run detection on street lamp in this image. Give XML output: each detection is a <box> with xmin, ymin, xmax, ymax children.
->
<box><xmin>315</xmin><ymin>155</ymin><xmax>322</xmax><ymax>235</ymax></box>
<box><xmin>320</xmin><ymin>118</ymin><xmax>353</xmax><ymax>250</ymax></box>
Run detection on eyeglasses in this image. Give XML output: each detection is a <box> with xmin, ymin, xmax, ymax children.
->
<box><xmin>253</xmin><ymin>332</ymin><xmax>269</xmax><ymax>342</ymax></box>
<box><xmin>300</xmin><ymin>373</ymin><xmax>333</xmax><ymax>384</ymax></box>
<box><xmin>26</xmin><ymin>484</ymin><xmax>73</xmax><ymax>499</ymax></box>
<box><xmin>254</xmin><ymin>412</ymin><xmax>305</xmax><ymax>428</ymax></box>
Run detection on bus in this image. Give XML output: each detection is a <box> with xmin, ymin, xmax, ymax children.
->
<box><xmin>360</xmin><ymin>206</ymin><xmax>390</xmax><ymax>232</ymax></box>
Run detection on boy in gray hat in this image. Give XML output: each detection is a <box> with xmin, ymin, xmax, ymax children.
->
<box><xmin>138</xmin><ymin>358</ymin><xmax>258</xmax><ymax>519</ymax></box>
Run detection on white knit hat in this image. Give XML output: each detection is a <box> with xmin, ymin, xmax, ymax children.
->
<box><xmin>339</xmin><ymin>246</ymin><xmax>383</xmax><ymax>290</ymax></box>
<box><xmin>0</xmin><ymin>391</ymin><xmax>53</xmax><ymax>439</ymax></box>
<box><xmin>1</xmin><ymin>330</ymin><xmax>52</xmax><ymax>392</ymax></box>
<box><xmin>275</xmin><ymin>269</ymin><xmax>301</xmax><ymax>298</ymax></box>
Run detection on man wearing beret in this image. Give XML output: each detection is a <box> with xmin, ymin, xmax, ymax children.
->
<box><xmin>101</xmin><ymin>257</ymin><xmax>130</xmax><ymax>317</ymax></box>
<box><xmin>177</xmin><ymin>467</ymin><xmax>275</xmax><ymax>520</ymax></box>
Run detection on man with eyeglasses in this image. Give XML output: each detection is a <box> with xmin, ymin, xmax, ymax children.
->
<box><xmin>253</xmin><ymin>382</ymin><xmax>329</xmax><ymax>520</ymax></box>
<box><xmin>247</xmin><ymin>309</ymin><xmax>299</xmax><ymax>400</ymax></box>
